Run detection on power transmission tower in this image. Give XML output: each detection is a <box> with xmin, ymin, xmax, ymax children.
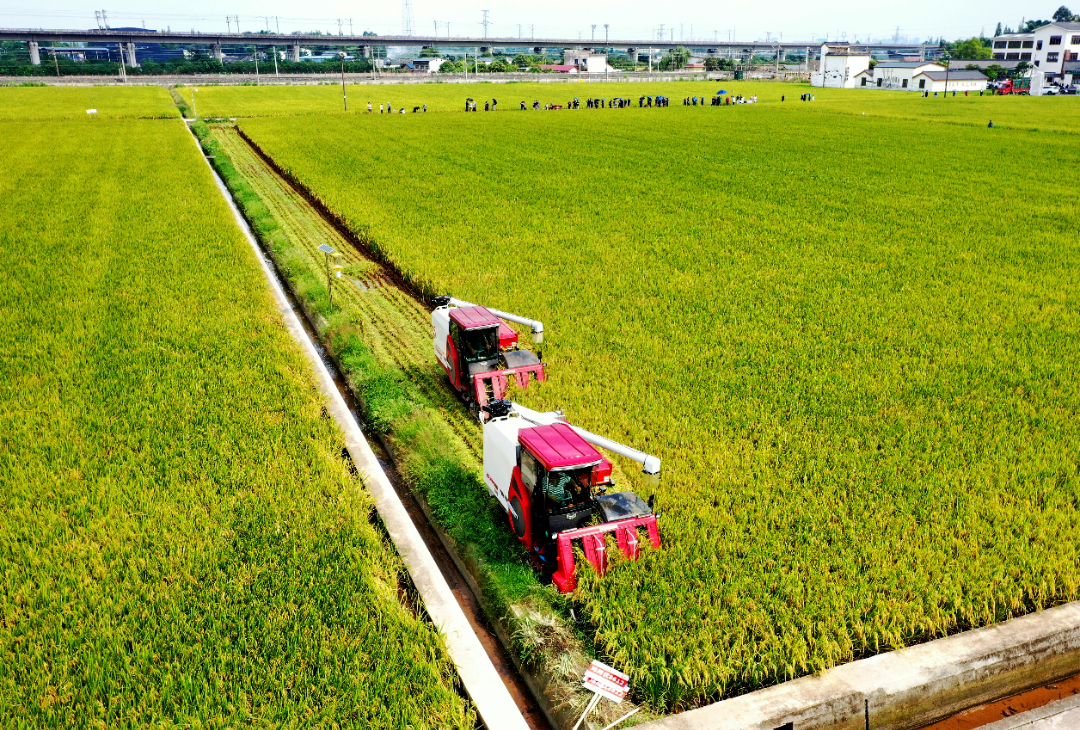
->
<box><xmin>348</xmin><ymin>18</ymin><xmax>352</xmax><ymax>35</ymax></box>
<box><xmin>95</xmin><ymin>11</ymin><xmax>104</xmax><ymax>29</ymax></box>
<box><xmin>480</xmin><ymin>10</ymin><xmax>490</xmax><ymax>39</ymax></box>
<box><xmin>402</xmin><ymin>0</ymin><xmax>414</xmax><ymax>36</ymax></box>
<box><xmin>659</xmin><ymin>24</ymin><xmax>665</xmax><ymax>41</ymax></box>
<box><xmin>591</xmin><ymin>24</ymin><xmax>596</xmax><ymax>41</ymax></box>
<box><xmin>101</xmin><ymin>10</ymin><xmax>109</xmax><ymax>29</ymax></box>
<box><xmin>893</xmin><ymin>26</ymin><xmax>900</xmax><ymax>43</ymax></box>
<box><xmin>530</xmin><ymin>24</ymin><xmax>534</xmax><ymax>40</ymax></box>
<box><xmin>336</xmin><ymin>19</ymin><xmax>344</xmax><ymax>35</ymax></box>
<box><xmin>604</xmin><ymin>24</ymin><xmax>609</xmax><ymax>43</ymax></box>
<box><xmin>518</xmin><ymin>24</ymin><xmax>522</xmax><ymax>39</ymax></box>
<box><xmin>276</xmin><ymin>16</ymin><xmax>280</xmax><ymax>33</ymax></box>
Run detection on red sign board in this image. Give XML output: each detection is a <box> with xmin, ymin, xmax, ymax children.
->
<box><xmin>583</xmin><ymin>660</ymin><xmax>629</xmax><ymax>703</ymax></box>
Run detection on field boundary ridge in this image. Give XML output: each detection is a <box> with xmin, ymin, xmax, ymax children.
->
<box><xmin>636</xmin><ymin>600</ymin><xmax>1080</xmax><ymax>730</ymax></box>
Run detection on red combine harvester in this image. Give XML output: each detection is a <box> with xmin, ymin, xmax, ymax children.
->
<box><xmin>481</xmin><ymin>400</ymin><xmax>661</xmax><ymax>593</ymax></box>
<box><xmin>431</xmin><ymin>296</ymin><xmax>546</xmax><ymax>421</ymax></box>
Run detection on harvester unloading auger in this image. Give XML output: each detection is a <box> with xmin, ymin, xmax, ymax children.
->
<box><xmin>481</xmin><ymin>400</ymin><xmax>661</xmax><ymax>593</ymax></box>
<box><xmin>431</xmin><ymin>296</ymin><xmax>546</xmax><ymax>421</ymax></box>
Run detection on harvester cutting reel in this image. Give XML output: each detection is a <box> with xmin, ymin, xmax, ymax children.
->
<box><xmin>482</xmin><ymin>400</ymin><xmax>662</xmax><ymax>593</ymax></box>
<box><xmin>431</xmin><ymin>295</ymin><xmax>547</xmax><ymax>421</ymax></box>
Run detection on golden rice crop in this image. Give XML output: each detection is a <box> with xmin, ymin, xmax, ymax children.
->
<box><xmin>0</xmin><ymin>117</ymin><xmax>473</xmax><ymax>728</ymax></box>
<box><xmin>235</xmin><ymin>103</ymin><xmax>1080</xmax><ymax>709</ymax></box>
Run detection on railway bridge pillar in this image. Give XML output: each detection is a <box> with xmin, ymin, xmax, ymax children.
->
<box><xmin>125</xmin><ymin>41</ymin><xmax>138</xmax><ymax>67</ymax></box>
<box><xmin>211</xmin><ymin>43</ymin><xmax>224</xmax><ymax>62</ymax></box>
<box><xmin>28</xmin><ymin>40</ymin><xmax>40</xmax><ymax>65</ymax></box>
<box><xmin>289</xmin><ymin>43</ymin><xmax>301</xmax><ymax>62</ymax></box>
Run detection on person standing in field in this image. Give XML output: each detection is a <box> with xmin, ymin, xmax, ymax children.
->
<box><xmin>423</xmin><ymin>104</ymin><xmax>427</xmax><ymax>112</ymax></box>
<box><xmin>520</xmin><ymin>100</ymin><xmax>526</xmax><ymax>110</ymax></box>
<box><xmin>492</xmin><ymin>98</ymin><xmax>498</xmax><ymax>110</ymax></box>
<box><xmin>367</xmin><ymin>102</ymin><xmax>373</xmax><ymax>113</ymax></box>
<box><xmin>380</xmin><ymin>104</ymin><xmax>384</xmax><ymax>113</ymax></box>
<box><xmin>485</xmin><ymin>101</ymin><xmax>490</xmax><ymax>111</ymax></box>
<box><xmin>388</xmin><ymin>103</ymin><xmax>393</xmax><ymax>113</ymax></box>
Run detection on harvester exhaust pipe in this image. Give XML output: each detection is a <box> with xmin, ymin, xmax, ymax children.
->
<box><xmin>508</xmin><ymin>403</ymin><xmax>660</xmax><ymax>487</ymax></box>
<box><xmin>448</xmin><ymin>297</ymin><xmax>544</xmax><ymax>344</ymax></box>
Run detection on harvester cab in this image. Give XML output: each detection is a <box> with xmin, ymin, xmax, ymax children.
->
<box><xmin>482</xmin><ymin>400</ymin><xmax>661</xmax><ymax>593</ymax></box>
<box><xmin>431</xmin><ymin>296</ymin><xmax>546</xmax><ymax>421</ymax></box>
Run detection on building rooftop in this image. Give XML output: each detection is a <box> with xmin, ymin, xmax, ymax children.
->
<box><xmin>876</xmin><ymin>61</ymin><xmax>942</xmax><ymax>68</ymax></box>
<box><xmin>915</xmin><ymin>70</ymin><xmax>988</xmax><ymax>80</ymax></box>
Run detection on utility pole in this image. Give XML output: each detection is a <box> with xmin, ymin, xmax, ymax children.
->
<box><xmin>341</xmin><ymin>54</ymin><xmax>348</xmax><ymax>110</ymax></box>
<box><xmin>604</xmin><ymin>24</ymin><xmax>609</xmax><ymax>43</ymax></box>
<box><xmin>481</xmin><ymin>10</ymin><xmax>490</xmax><ymax>39</ymax></box>
<box><xmin>277</xmin><ymin>16</ymin><xmax>280</xmax><ymax>34</ymax></box>
<box><xmin>52</xmin><ymin>49</ymin><xmax>60</xmax><ymax>77</ymax></box>
<box><xmin>273</xmin><ymin>45</ymin><xmax>278</xmax><ymax>74</ymax></box>
<box><xmin>253</xmin><ymin>45</ymin><xmax>260</xmax><ymax>85</ymax></box>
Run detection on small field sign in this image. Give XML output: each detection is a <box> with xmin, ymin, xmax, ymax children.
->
<box><xmin>583</xmin><ymin>660</ymin><xmax>629</xmax><ymax>703</ymax></box>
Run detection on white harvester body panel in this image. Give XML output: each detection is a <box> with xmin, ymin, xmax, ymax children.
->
<box><xmin>432</xmin><ymin>306</ymin><xmax>451</xmax><ymax>372</ymax></box>
<box><xmin>482</xmin><ymin>416</ymin><xmax>526</xmax><ymax>512</ymax></box>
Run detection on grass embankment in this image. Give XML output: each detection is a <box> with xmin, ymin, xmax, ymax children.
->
<box><xmin>190</xmin><ymin>80</ymin><xmax>1080</xmax><ymax>133</ymax></box>
<box><xmin>0</xmin><ymin>117</ymin><xmax>474</xmax><ymax>728</ymax></box>
<box><xmin>193</xmin><ymin>121</ymin><xmax>631</xmax><ymax>725</ymax></box>
<box><xmin>234</xmin><ymin>107</ymin><xmax>1080</xmax><ymax>709</ymax></box>
<box><xmin>0</xmin><ymin>85</ymin><xmax>179</xmax><ymax>119</ymax></box>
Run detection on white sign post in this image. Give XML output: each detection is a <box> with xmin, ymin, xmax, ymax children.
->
<box><xmin>573</xmin><ymin>660</ymin><xmax>638</xmax><ymax>730</ymax></box>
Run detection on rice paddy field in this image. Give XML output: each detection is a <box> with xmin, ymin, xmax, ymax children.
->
<box><xmin>0</xmin><ymin>110</ymin><xmax>473</xmax><ymax>727</ymax></box>
<box><xmin>191</xmin><ymin>79</ymin><xmax>1080</xmax><ymax>132</ymax></box>
<box><xmin>0</xmin><ymin>85</ymin><xmax>178</xmax><ymax>119</ymax></box>
<box><xmin>229</xmin><ymin>89</ymin><xmax>1080</xmax><ymax>707</ymax></box>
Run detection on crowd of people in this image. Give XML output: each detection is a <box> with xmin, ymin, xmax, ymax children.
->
<box><xmin>364</xmin><ymin>92</ymin><xmax>808</xmax><ymax>114</ymax></box>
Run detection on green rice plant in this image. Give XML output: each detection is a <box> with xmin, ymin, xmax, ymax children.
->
<box><xmin>0</xmin><ymin>118</ymin><xmax>474</xmax><ymax>728</ymax></box>
<box><xmin>234</xmin><ymin>104</ymin><xmax>1080</xmax><ymax>710</ymax></box>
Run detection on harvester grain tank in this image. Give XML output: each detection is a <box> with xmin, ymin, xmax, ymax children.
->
<box><xmin>431</xmin><ymin>296</ymin><xmax>546</xmax><ymax>421</ymax></box>
<box><xmin>481</xmin><ymin>400</ymin><xmax>661</xmax><ymax>593</ymax></box>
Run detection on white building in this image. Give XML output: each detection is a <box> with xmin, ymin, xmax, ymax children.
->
<box><xmin>812</xmin><ymin>43</ymin><xmax>871</xmax><ymax>87</ymax></box>
<box><xmin>870</xmin><ymin>61</ymin><xmax>944</xmax><ymax>90</ymax></box>
<box><xmin>409</xmin><ymin>57</ymin><xmax>446</xmax><ymax>72</ymax></box>
<box><xmin>563</xmin><ymin>50</ymin><xmax>612</xmax><ymax>73</ymax></box>
<box><xmin>1031</xmin><ymin>22</ymin><xmax>1080</xmax><ymax>90</ymax></box>
<box><xmin>910</xmin><ymin>69</ymin><xmax>988</xmax><ymax>93</ymax></box>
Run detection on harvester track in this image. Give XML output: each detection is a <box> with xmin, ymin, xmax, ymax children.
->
<box><xmin>211</xmin><ymin>125</ymin><xmax>484</xmax><ymax>461</ymax></box>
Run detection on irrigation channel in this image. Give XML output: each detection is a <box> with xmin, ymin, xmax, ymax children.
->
<box><xmin>204</xmin><ymin>123</ymin><xmax>551</xmax><ymax>730</ymax></box>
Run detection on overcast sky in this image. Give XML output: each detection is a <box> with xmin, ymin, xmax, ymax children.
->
<box><xmin>0</xmin><ymin>0</ymin><xmax>1065</xmax><ymax>43</ymax></box>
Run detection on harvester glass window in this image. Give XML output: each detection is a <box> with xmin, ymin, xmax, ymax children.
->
<box><xmin>461</xmin><ymin>326</ymin><xmax>499</xmax><ymax>363</ymax></box>
<box><xmin>542</xmin><ymin>467</ymin><xmax>593</xmax><ymax>511</ymax></box>
<box><xmin>521</xmin><ymin>450</ymin><xmax>540</xmax><ymax>492</ymax></box>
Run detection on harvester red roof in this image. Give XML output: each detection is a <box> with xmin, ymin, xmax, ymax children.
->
<box><xmin>519</xmin><ymin>423</ymin><xmax>603</xmax><ymax>471</ymax></box>
<box><xmin>449</xmin><ymin>305</ymin><xmax>501</xmax><ymax>330</ymax></box>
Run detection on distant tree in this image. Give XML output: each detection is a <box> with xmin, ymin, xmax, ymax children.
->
<box><xmin>1021</xmin><ymin>18</ymin><xmax>1052</xmax><ymax>32</ymax></box>
<box><xmin>994</xmin><ymin>22</ymin><xmax>1002</xmax><ymax>36</ymax></box>
<box><xmin>954</xmin><ymin>37</ymin><xmax>993</xmax><ymax>59</ymax></box>
<box><xmin>419</xmin><ymin>46</ymin><xmax>441</xmax><ymax>57</ymax></box>
<box><xmin>983</xmin><ymin>63</ymin><xmax>1007</xmax><ymax>80</ymax></box>
<box><xmin>1053</xmin><ymin>5</ymin><xmax>1076</xmax><ymax>21</ymax></box>
<box><xmin>1014</xmin><ymin>60</ymin><xmax>1032</xmax><ymax>76</ymax></box>
<box><xmin>703</xmin><ymin>57</ymin><xmax>734</xmax><ymax>71</ymax></box>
